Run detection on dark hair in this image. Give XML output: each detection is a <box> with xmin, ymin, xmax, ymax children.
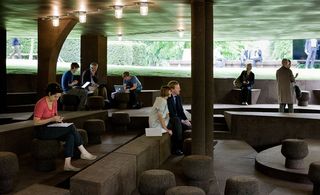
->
<box><xmin>167</xmin><ymin>80</ymin><xmax>179</xmax><ymax>89</ymax></box>
<box><xmin>122</xmin><ymin>71</ymin><xmax>130</xmax><ymax>77</ymax></box>
<box><xmin>45</xmin><ymin>82</ymin><xmax>63</xmax><ymax>95</ymax></box>
<box><xmin>160</xmin><ymin>85</ymin><xmax>171</xmax><ymax>97</ymax></box>
<box><xmin>71</xmin><ymin>62</ymin><xmax>80</xmax><ymax>69</ymax></box>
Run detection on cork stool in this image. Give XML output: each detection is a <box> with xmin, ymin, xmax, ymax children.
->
<box><xmin>183</xmin><ymin>138</ymin><xmax>192</xmax><ymax>156</ymax></box>
<box><xmin>61</xmin><ymin>94</ymin><xmax>80</xmax><ymax>111</ymax></box>
<box><xmin>31</xmin><ymin>139</ymin><xmax>61</xmax><ymax>171</ymax></box>
<box><xmin>111</xmin><ymin>112</ymin><xmax>131</xmax><ymax>131</ymax></box>
<box><xmin>183</xmin><ymin>129</ymin><xmax>192</xmax><ymax>139</ymax></box>
<box><xmin>298</xmin><ymin>90</ymin><xmax>310</xmax><ymax>106</ymax></box>
<box><xmin>83</xmin><ymin>119</ymin><xmax>106</xmax><ymax>144</ymax></box>
<box><xmin>182</xmin><ymin>155</ymin><xmax>213</xmax><ymax>192</ymax></box>
<box><xmin>86</xmin><ymin>96</ymin><xmax>105</xmax><ymax>110</ymax></box>
<box><xmin>166</xmin><ymin>186</ymin><xmax>205</xmax><ymax>195</ymax></box>
<box><xmin>281</xmin><ymin>139</ymin><xmax>308</xmax><ymax>169</ymax></box>
<box><xmin>114</xmin><ymin>93</ymin><xmax>130</xmax><ymax>109</ymax></box>
<box><xmin>308</xmin><ymin>161</ymin><xmax>320</xmax><ymax>195</ymax></box>
<box><xmin>225</xmin><ymin>175</ymin><xmax>259</xmax><ymax>195</ymax></box>
<box><xmin>139</xmin><ymin>169</ymin><xmax>176</xmax><ymax>195</ymax></box>
<box><xmin>0</xmin><ymin>152</ymin><xmax>19</xmax><ymax>194</ymax></box>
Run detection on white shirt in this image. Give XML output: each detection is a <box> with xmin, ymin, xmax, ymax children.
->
<box><xmin>148</xmin><ymin>97</ymin><xmax>169</xmax><ymax>130</ymax></box>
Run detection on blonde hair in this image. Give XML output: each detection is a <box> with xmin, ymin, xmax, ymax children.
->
<box><xmin>167</xmin><ymin>80</ymin><xmax>179</xmax><ymax>89</ymax></box>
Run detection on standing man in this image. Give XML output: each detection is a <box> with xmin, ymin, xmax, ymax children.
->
<box><xmin>276</xmin><ymin>59</ymin><xmax>298</xmax><ymax>113</ymax></box>
<box><xmin>9</xmin><ymin>38</ymin><xmax>22</xmax><ymax>59</ymax></box>
<box><xmin>82</xmin><ymin>62</ymin><xmax>108</xmax><ymax>100</ymax></box>
<box><xmin>304</xmin><ymin>39</ymin><xmax>319</xmax><ymax>69</ymax></box>
<box><xmin>122</xmin><ymin>71</ymin><xmax>142</xmax><ymax>108</ymax></box>
<box><xmin>61</xmin><ymin>62</ymin><xmax>87</xmax><ymax>110</ymax></box>
<box><xmin>167</xmin><ymin>80</ymin><xmax>192</xmax><ymax>155</ymax></box>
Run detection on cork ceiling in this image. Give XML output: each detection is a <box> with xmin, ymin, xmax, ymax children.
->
<box><xmin>1</xmin><ymin>0</ymin><xmax>320</xmax><ymax>41</ymax></box>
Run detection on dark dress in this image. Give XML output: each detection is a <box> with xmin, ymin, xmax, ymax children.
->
<box><xmin>238</xmin><ymin>70</ymin><xmax>255</xmax><ymax>104</ymax></box>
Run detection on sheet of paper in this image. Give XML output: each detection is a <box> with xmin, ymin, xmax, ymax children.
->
<box><xmin>145</xmin><ymin>128</ymin><xmax>163</xmax><ymax>136</ymax></box>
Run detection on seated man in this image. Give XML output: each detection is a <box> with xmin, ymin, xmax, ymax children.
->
<box><xmin>81</xmin><ymin>62</ymin><xmax>108</xmax><ymax>100</ymax></box>
<box><xmin>122</xmin><ymin>71</ymin><xmax>142</xmax><ymax>108</ymax></box>
<box><xmin>61</xmin><ymin>62</ymin><xmax>87</xmax><ymax>110</ymax></box>
<box><xmin>167</xmin><ymin>80</ymin><xmax>192</xmax><ymax>155</ymax></box>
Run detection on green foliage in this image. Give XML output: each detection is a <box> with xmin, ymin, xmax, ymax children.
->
<box><xmin>215</xmin><ymin>41</ymin><xmax>245</xmax><ymax>60</ymax></box>
<box><xmin>132</xmin><ymin>42</ymin><xmax>148</xmax><ymax>66</ymax></box>
<box><xmin>59</xmin><ymin>39</ymin><xmax>80</xmax><ymax>62</ymax></box>
<box><xmin>270</xmin><ymin>40</ymin><xmax>292</xmax><ymax>60</ymax></box>
<box><xmin>107</xmin><ymin>42</ymin><xmax>134</xmax><ymax>65</ymax></box>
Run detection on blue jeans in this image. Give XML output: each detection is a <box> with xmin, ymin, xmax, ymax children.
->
<box><xmin>35</xmin><ymin>124</ymin><xmax>83</xmax><ymax>158</ymax></box>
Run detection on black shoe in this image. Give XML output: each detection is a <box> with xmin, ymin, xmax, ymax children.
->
<box><xmin>173</xmin><ymin>149</ymin><xmax>184</xmax><ymax>156</ymax></box>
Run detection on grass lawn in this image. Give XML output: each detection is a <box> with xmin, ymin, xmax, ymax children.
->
<box><xmin>5</xmin><ymin>61</ymin><xmax>320</xmax><ymax>80</ymax></box>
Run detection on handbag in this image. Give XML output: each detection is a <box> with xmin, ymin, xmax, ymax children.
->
<box><xmin>233</xmin><ymin>78</ymin><xmax>242</xmax><ymax>88</ymax></box>
<box><xmin>294</xmin><ymin>85</ymin><xmax>302</xmax><ymax>99</ymax></box>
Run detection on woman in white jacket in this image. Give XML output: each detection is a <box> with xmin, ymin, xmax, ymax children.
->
<box><xmin>148</xmin><ymin>86</ymin><xmax>173</xmax><ymax>135</ymax></box>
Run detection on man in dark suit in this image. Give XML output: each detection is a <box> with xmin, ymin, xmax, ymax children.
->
<box><xmin>167</xmin><ymin>80</ymin><xmax>192</xmax><ymax>155</ymax></box>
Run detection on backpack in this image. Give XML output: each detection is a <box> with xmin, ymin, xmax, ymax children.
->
<box><xmin>294</xmin><ymin>85</ymin><xmax>302</xmax><ymax>99</ymax></box>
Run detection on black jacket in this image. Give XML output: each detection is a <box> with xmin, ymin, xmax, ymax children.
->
<box><xmin>167</xmin><ymin>95</ymin><xmax>187</xmax><ymax>120</ymax></box>
<box><xmin>82</xmin><ymin>69</ymin><xmax>98</xmax><ymax>85</ymax></box>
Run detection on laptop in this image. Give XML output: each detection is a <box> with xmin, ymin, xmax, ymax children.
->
<box><xmin>81</xmin><ymin>81</ymin><xmax>91</xmax><ymax>89</ymax></box>
<box><xmin>114</xmin><ymin>85</ymin><xmax>125</xmax><ymax>93</ymax></box>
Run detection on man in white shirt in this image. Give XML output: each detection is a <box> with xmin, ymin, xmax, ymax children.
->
<box><xmin>305</xmin><ymin>39</ymin><xmax>319</xmax><ymax>69</ymax></box>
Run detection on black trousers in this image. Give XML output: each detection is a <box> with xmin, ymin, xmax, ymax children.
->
<box><xmin>240</xmin><ymin>86</ymin><xmax>252</xmax><ymax>104</ymax></box>
<box><xmin>35</xmin><ymin>124</ymin><xmax>83</xmax><ymax>158</ymax></box>
<box><xmin>167</xmin><ymin>117</ymin><xmax>192</xmax><ymax>152</ymax></box>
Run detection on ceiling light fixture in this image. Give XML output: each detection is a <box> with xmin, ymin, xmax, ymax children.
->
<box><xmin>118</xmin><ymin>33</ymin><xmax>123</xmax><ymax>41</ymax></box>
<box><xmin>114</xmin><ymin>5</ymin><xmax>124</xmax><ymax>19</ymax></box>
<box><xmin>78</xmin><ymin>11</ymin><xmax>87</xmax><ymax>23</ymax></box>
<box><xmin>139</xmin><ymin>2</ymin><xmax>148</xmax><ymax>16</ymax></box>
<box><xmin>177</xmin><ymin>28</ymin><xmax>184</xmax><ymax>38</ymax></box>
<box><xmin>52</xmin><ymin>16</ymin><xmax>60</xmax><ymax>27</ymax></box>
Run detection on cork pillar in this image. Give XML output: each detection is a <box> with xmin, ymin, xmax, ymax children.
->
<box><xmin>37</xmin><ymin>18</ymin><xmax>77</xmax><ymax>97</ymax></box>
<box><xmin>0</xmin><ymin>28</ymin><xmax>7</xmax><ymax>113</ymax></box>
<box><xmin>80</xmin><ymin>35</ymin><xmax>107</xmax><ymax>83</ymax></box>
<box><xmin>191</xmin><ymin>0</ymin><xmax>214</xmax><ymax>156</ymax></box>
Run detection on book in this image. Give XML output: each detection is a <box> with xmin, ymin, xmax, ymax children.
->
<box><xmin>47</xmin><ymin>122</ymin><xmax>73</xmax><ymax>128</ymax></box>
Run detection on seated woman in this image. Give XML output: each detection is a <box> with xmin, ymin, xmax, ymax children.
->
<box><xmin>148</xmin><ymin>86</ymin><xmax>173</xmax><ymax>135</ymax></box>
<box><xmin>237</xmin><ymin>63</ymin><xmax>255</xmax><ymax>105</ymax></box>
<box><xmin>33</xmin><ymin>83</ymin><xmax>96</xmax><ymax>171</ymax></box>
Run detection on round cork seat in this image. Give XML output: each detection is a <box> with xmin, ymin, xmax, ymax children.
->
<box><xmin>0</xmin><ymin>152</ymin><xmax>19</xmax><ymax>194</ymax></box>
<box><xmin>165</xmin><ymin>186</ymin><xmax>205</xmax><ymax>195</ymax></box>
<box><xmin>183</xmin><ymin>129</ymin><xmax>192</xmax><ymax>139</ymax></box>
<box><xmin>87</xmin><ymin>96</ymin><xmax>105</xmax><ymax>110</ymax></box>
<box><xmin>111</xmin><ymin>112</ymin><xmax>131</xmax><ymax>131</ymax></box>
<box><xmin>83</xmin><ymin>119</ymin><xmax>105</xmax><ymax>144</ymax></box>
<box><xmin>225</xmin><ymin>175</ymin><xmax>259</xmax><ymax>195</ymax></box>
<box><xmin>182</xmin><ymin>155</ymin><xmax>213</xmax><ymax>192</ymax></box>
<box><xmin>114</xmin><ymin>93</ymin><xmax>130</xmax><ymax>109</ymax></box>
<box><xmin>139</xmin><ymin>169</ymin><xmax>176</xmax><ymax>195</ymax></box>
<box><xmin>308</xmin><ymin>161</ymin><xmax>320</xmax><ymax>195</ymax></box>
<box><xmin>61</xmin><ymin>94</ymin><xmax>80</xmax><ymax>111</ymax></box>
<box><xmin>183</xmin><ymin>138</ymin><xmax>192</xmax><ymax>156</ymax></box>
<box><xmin>281</xmin><ymin>139</ymin><xmax>308</xmax><ymax>169</ymax></box>
<box><xmin>77</xmin><ymin>128</ymin><xmax>88</xmax><ymax>146</ymax></box>
<box><xmin>298</xmin><ymin>91</ymin><xmax>310</xmax><ymax>106</ymax></box>
<box><xmin>182</xmin><ymin>155</ymin><xmax>212</xmax><ymax>180</ymax></box>
<box><xmin>31</xmin><ymin>139</ymin><xmax>61</xmax><ymax>171</ymax></box>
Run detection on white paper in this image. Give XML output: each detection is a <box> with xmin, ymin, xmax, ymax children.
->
<box><xmin>145</xmin><ymin>128</ymin><xmax>164</xmax><ymax>136</ymax></box>
<box><xmin>47</xmin><ymin>122</ymin><xmax>73</xmax><ymax>128</ymax></box>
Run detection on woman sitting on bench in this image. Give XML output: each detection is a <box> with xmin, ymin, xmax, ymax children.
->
<box><xmin>33</xmin><ymin>83</ymin><xmax>96</xmax><ymax>171</ymax></box>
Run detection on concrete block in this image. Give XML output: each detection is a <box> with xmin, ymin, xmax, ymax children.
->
<box><xmin>71</xmin><ymin>153</ymin><xmax>136</xmax><ymax>195</ymax></box>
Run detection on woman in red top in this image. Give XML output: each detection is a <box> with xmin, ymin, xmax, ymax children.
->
<box><xmin>33</xmin><ymin>83</ymin><xmax>96</xmax><ymax>171</ymax></box>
